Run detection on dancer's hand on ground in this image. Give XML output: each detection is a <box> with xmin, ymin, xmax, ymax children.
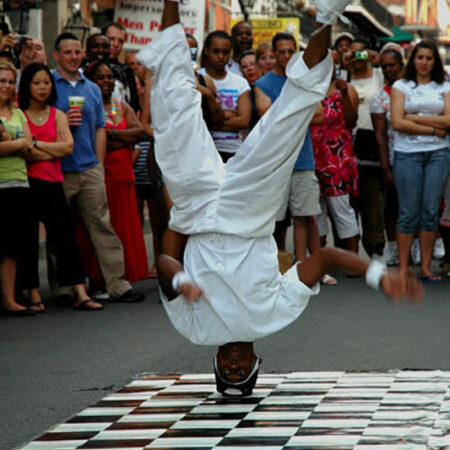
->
<box><xmin>179</xmin><ymin>282</ymin><xmax>208</xmax><ymax>305</ymax></box>
<box><xmin>380</xmin><ymin>269</ymin><xmax>424</xmax><ymax>305</ymax></box>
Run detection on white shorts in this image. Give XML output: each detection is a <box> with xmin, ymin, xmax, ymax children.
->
<box><xmin>316</xmin><ymin>195</ymin><xmax>359</xmax><ymax>240</ymax></box>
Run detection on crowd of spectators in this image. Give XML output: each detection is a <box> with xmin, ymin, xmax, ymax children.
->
<box><xmin>0</xmin><ymin>19</ymin><xmax>449</xmax><ymax>317</ymax></box>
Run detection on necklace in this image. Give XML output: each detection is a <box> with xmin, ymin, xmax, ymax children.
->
<box><xmin>104</xmin><ymin>99</ymin><xmax>117</xmax><ymax>120</ymax></box>
<box><xmin>29</xmin><ymin>106</ymin><xmax>49</xmax><ymax>124</ymax></box>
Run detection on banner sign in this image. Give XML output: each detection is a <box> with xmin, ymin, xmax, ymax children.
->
<box><xmin>114</xmin><ymin>0</ymin><xmax>206</xmax><ymax>51</ymax></box>
<box><xmin>231</xmin><ymin>17</ymin><xmax>301</xmax><ymax>47</ymax></box>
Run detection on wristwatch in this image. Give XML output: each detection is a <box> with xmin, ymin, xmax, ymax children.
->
<box><xmin>33</xmin><ymin>139</ymin><xmax>39</xmax><ymax>148</ymax></box>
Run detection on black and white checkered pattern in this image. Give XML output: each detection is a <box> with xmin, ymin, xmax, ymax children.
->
<box><xmin>20</xmin><ymin>371</ymin><xmax>450</xmax><ymax>449</ymax></box>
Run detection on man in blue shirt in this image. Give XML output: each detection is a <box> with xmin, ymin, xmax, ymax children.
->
<box><xmin>255</xmin><ymin>33</ymin><xmax>328</xmax><ymax>278</ymax></box>
<box><xmin>52</xmin><ymin>32</ymin><xmax>144</xmax><ymax>304</ymax></box>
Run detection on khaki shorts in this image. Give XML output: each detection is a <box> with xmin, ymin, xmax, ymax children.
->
<box><xmin>276</xmin><ymin>170</ymin><xmax>321</xmax><ymax>221</ymax></box>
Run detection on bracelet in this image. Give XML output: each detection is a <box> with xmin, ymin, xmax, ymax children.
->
<box><xmin>365</xmin><ymin>259</ymin><xmax>387</xmax><ymax>291</ymax></box>
<box><xmin>172</xmin><ymin>271</ymin><xmax>190</xmax><ymax>292</ymax></box>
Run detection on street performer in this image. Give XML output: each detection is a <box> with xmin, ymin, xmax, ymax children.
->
<box><xmin>137</xmin><ymin>0</ymin><xmax>423</xmax><ymax>397</ymax></box>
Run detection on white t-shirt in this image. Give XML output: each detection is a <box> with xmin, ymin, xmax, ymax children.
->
<box><xmin>352</xmin><ymin>67</ymin><xmax>384</xmax><ymax>131</ymax></box>
<box><xmin>392</xmin><ymin>79</ymin><xmax>450</xmax><ymax>153</ymax></box>
<box><xmin>198</xmin><ymin>68</ymin><xmax>250</xmax><ymax>154</ymax></box>
<box><xmin>226</xmin><ymin>57</ymin><xmax>243</xmax><ymax>76</ymax></box>
<box><xmin>370</xmin><ymin>86</ymin><xmax>394</xmax><ymax>165</ymax></box>
<box><xmin>162</xmin><ymin>233</ymin><xmax>319</xmax><ymax>346</ymax></box>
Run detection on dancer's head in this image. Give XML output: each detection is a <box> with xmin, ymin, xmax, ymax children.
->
<box><xmin>202</xmin><ymin>31</ymin><xmax>232</xmax><ymax>73</ymax></box>
<box><xmin>272</xmin><ymin>33</ymin><xmax>297</xmax><ymax>73</ymax></box>
<box><xmin>214</xmin><ymin>342</ymin><xmax>261</xmax><ymax>396</ymax></box>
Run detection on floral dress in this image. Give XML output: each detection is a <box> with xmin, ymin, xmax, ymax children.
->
<box><xmin>311</xmin><ymin>91</ymin><xmax>358</xmax><ymax>198</ymax></box>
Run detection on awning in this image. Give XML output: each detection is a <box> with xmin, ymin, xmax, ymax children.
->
<box><xmin>379</xmin><ymin>26</ymin><xmax>414</xmax><ymax>42</ymax></box>
<box><xmin>344</xmin><ymin>4</ymin><xmax>393</xmax><ymax>37</ymax></box>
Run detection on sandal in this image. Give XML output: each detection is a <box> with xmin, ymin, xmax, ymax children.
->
<box><xmin>30</xmin><ymin>301</ymin><xmax>45</xmax><ymax>313</ymax></box>
<box><xmin>420</xmin><ymin>274</ymin><xmax>443</xmax><ymax>284</ymax></box>
<box><xmin>74</xmin><ymin>299</ymin><xmax>104</xmax><ymax>311</ymax></box>
<box><xmin>321</xmin><ymin>274</ymin><xmax>338</xmax><ymax>285</ymax></box>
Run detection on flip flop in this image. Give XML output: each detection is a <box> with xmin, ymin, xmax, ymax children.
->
<box><xmin>321</xmin><ymin>274</ymin><xmax>338</xmax><ymax>285</ymax></box>
<box><xmin>420</xmin><ymin>274</ymin><xmax>443</xmax><ymax>284</ymax></box>
<box><xmin>74</xmin><ymin>299</ymin><xmax>104</xmax><ymax>311</ymax></box>
<box><xmin>30</xmin><ymin>301</ymin><xmax>45</xmax><ymax>313</ymax></box>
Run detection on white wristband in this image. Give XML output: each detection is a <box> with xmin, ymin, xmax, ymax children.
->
<box><xmin>172</xmin><ymin>271</ymin><xmax>190</xmax><ymax>292</ymax></box>
<box><xmin>365</xmin><ymin>259</ymin><xmax>387</xmax><ymax>291</ymax></box>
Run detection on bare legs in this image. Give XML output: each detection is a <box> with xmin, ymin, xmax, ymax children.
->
<box><xmin>1</xmin><ymin>257</ymin><xmax>27</xmax><ymax>311</ymax></box>
<box><xmin>294</xmin><ymin>216</ymin><xmax>320</xmax><ymax>262</ymax></box>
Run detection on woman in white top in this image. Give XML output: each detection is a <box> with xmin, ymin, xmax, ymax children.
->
<box><xmin>391</xmin><ymin>40</ymin><xmax>450</xmax><ymax>282</ymax></box>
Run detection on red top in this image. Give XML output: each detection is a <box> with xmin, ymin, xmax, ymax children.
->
<box><xmin>104</xmin><ymin>102</ymin><xmax>135</xmax><ymax>183</ymax></box>
<box><xmin>26</xmin><ymin>107</ymin><xmax>64</xmax><ymax>183</ymax></box>
<box><xmin>311</xmin><ymin>91</ymin><xmax>358</xmax><ymax>197</ymax></box>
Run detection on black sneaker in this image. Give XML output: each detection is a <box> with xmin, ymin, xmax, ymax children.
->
<box><xmin>110</xmin><ymin>289</ymin><xmax>145</xmax><ymax>303</ymax></box>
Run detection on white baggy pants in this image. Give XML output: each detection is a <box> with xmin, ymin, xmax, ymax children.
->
<box><xmin>137</xmin><ymin>24</ymin><xmax>333</xmax><ymax>346</ymax></box>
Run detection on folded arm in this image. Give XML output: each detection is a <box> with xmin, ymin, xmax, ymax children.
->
<box><xmin>391</xmin><ymin>88</ymin><xmax>436</xmax><ymax>135</ymax></box>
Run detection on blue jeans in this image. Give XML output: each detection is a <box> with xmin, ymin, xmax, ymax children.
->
<box><xmin>394</xmin><ymin>148</ymin><xmax>450</xmax><ymax>234</ymax></box>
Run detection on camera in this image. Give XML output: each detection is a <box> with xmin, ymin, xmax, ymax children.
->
<box><xmin>354</xmin><ymin>50</ymin><xmax>369</xmax><ymax>61</ymax></box>
<box><xmin>15</xmin><ymin>34</ymin><xmax>30</xmax><ymax>46</ymax></box>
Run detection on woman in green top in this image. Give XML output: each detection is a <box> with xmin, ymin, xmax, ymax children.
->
<box><xmin>0</xmin><ymin>61</ymin><xmax>51</xmax><ymax>316</ymax></box>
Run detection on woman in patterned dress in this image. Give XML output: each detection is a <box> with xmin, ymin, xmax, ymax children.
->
<box><xmin>312</xmin><ymin>72</ymin><xmax>360</xmax><ymax>253</ymax></box>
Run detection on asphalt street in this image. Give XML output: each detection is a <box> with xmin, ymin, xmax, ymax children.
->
<box><xmin>1</xmin><ymin>236</ymin><xmax>450</xmax><ymax>449</ymax></box>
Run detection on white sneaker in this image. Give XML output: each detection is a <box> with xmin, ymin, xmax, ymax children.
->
<box><xmin>312</xmin><ymin>0</ymin><xmax>353</xmax><ymax>25</ymax></box>
<box><xmin>384</xmin><ymin>242</ymin><xmax>399</xmax><ymax>266</ymax></box>
<box><xmin>411</xmin><ymin>239</ymin><xmax>421</xmax><ymax>266</ymax></box>
<box><xmin>433</xmin><ymin>237</ymin><xmax>445</xmax><ymax>260</ymax></box>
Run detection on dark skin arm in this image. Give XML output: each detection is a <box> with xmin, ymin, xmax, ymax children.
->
<box><xmin>298</xmin><ymin>247</ymin><xmax>423</xmax><ymax>304</ymax></box>
<box><xmin>197</xmin><ymin>73</ymin><xmax>225</xmax><ymax>127</ymax></box>
<box><xmin>335</xmin><ymin>80</ymin><xmax>359</xmax><ymax>129</ymax></box>
<box><xmin>371</xmin><ymin>112</ymin><xmax>394</xmax><ymax>184</ymax></box>
<box><xmin>157</xmin><ymin>229</ymin><xmax>206</xmax><ymax>303</ymax></box>
<box><xmin>106</xmin><ymin>102</ymin><xmax>149</xmax><ymax>150</ymax></box>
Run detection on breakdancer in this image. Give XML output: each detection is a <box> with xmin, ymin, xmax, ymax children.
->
<box><xmin>137</xmin><ymin>0</ymin><xmax>423</xmax><ymax>396</ymax></box>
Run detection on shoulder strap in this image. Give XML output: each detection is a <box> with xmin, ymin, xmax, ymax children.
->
<box><xmin>198</xmin><ymin>73</ymin><xmax>207</xmax><ymax>87</ymax></box>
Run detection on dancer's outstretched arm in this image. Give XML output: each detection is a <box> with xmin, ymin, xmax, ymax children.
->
<box><xmin>161</xmin><ymin>0</ymin><xmax>180</xmax><ymax>30</ymax></box>
<box><xmin>303</xmin><ymin>22</ymin><xmax>331</xmax><ymax>69</ymax></box>
<box><xmin>298</xmin><ymin>248</ymin><xmax>424</xmax><ymax>304</ymax></box>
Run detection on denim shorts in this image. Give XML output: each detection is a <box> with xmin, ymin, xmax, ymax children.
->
<box><xmin>393</xmin><ymin>148</ymin><xmax>450</xmax><ymax>234</ymax></box>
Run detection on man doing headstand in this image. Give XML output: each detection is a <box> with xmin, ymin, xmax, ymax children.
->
<box><xmin>137</xmin><ymin>0</ymin><xmax>422</xmax><ymax>396</ymax></box>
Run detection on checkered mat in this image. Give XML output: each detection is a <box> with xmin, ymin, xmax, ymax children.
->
<box><xmin>20</xmin><ymin>371</ymin><xmax>450</xmax><ymax>449</ymax></box>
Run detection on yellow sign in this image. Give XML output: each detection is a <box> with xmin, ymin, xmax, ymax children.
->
<box><xmin>231</xmin><ymin>18</ymin><xmax>301</xmax><ymax>48</ymax></box>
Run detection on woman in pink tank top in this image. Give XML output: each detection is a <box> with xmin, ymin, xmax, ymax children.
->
<box><xmin>18</xmin><ymin>63</ymin><xmax>102</xmax><ymax>311</ymax></box>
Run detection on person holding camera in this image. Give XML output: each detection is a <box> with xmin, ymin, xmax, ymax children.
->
<box><xmin>343</xmin><ymin>38</ymin><xmax>385</xmax><ymax>258</ymax></box>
